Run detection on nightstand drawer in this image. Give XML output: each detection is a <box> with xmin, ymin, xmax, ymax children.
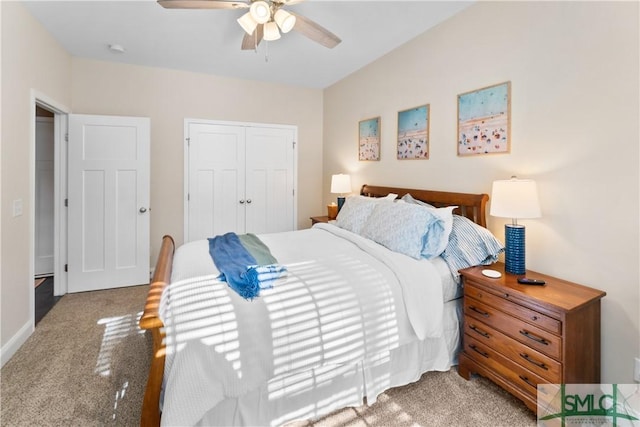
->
<box><xmin>464</xmin><ymin>281</ymin><xmax>561</xmax><ymax>335</ymax></box>
<box><xmin>464</xmin><ymin>318</ymin><xmax>562</xmax><ymax>382</ymax></box>
<box><xmin>463</xmin><ymin>334</ymin><xmax>548</xmax><ymax>397</ymax></box>
<box><xmin>464</xmin><ymin>297</ymin><xmax>561</xmax><ymax>360</ymax></box>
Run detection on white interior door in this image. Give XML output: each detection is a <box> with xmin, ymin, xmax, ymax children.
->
<box><xmin>245</xmin><ymin>126</ymin><xmax>295</xmax><ymax>234</ymax></box>
<box><xmin>67</xmin><ymin>114</ymin><xmax>150</xmax><ymax>293</ymax></box>
<box><xmin>187</xmin><ymin>123</ymin><xmax>245</xmax><ymax>241</ymax></box>
<box><xmin>35</xmin><ymin>117</ymin><xmax>55</xmax><ymax>276</ymax></box>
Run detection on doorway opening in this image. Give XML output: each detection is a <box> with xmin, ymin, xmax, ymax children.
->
<box><xmin>31</xmin><ymin>92</ymin><xmax>69</xmax><ymax>329</ymax></box>
<box><xmin>34</xmin><ymin>105</ymin><xmax>60</xmax><ymax>324</ymax></box>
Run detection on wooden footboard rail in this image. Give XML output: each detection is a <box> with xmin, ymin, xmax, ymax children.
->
<box><xmin>139</xmin><ymin>235</ymin><xmax>175</xmax><ymax>427</ymax></box>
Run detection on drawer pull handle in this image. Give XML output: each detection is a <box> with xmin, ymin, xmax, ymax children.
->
<box><xmin>519</xmin><ymin>330</ymin><xmax>549</xmax><ymax>345</ymax></box>
<box><xmin>469</xmin><ymin>325</ymin><xmax>490</xmax><ymax>338</ymax></box>
<box><xmin>520</xmin><ymin>353</ymin><xmax>549</xmax><ymax>370</ymax></box>
<box><xmin>469</xmin><ymin>344</ymin><xmax>489</xmax><ymax>358</ymax></box>
<box><xmin>519</xmin><ymin>375</ymin><xmax>537</xmax><ymax>389</ymax></box>
<box><xmin>469</xmin><ymin>306</ymin><xmax>490</xmax><ymax>318</ymax></box>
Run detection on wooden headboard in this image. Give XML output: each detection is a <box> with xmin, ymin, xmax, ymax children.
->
<box><xmin>360</xmin><ymin>184</ymin><xmax>489</xmax><ymax>228</ymax></box>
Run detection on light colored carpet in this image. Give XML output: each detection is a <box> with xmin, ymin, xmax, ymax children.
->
<box><xmin>1</xmin><ymin>285</ymin><xmax>536</xmax><ymax>426</ymax></box>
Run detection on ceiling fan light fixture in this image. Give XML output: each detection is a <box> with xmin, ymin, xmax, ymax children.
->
<box><xmin>263</xmin><ymin>21</ymin><xmax>281</xmax><ymax>41</ymax></box>
<box><xmin>249</xmin><ymin>1</ymin><xmax>271</xmax><ymax>24</ymax></box>
<box><xmin>237</xmin><ymin>12</ymin><xmax>258</xmax><ymax>35</ymax></box>
<box><xmin>274</xmin><ymin>9</ymin><xmax>295</xmax><ymax>33</ymax></box>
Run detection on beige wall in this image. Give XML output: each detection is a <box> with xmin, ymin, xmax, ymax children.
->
<box><xmin>1</xmin><ymin>2</ymin><xmax>71</xmax><ymax>351</ymax></box>
<box><xmin>324</xmin><ymin>1</ymin><xmax>639</xmax><ymax>383</ymax></box>
<box><xmin>71</xmin><ymin>59</ymin><xmax>324</xmax><ymax>262</ymax></box>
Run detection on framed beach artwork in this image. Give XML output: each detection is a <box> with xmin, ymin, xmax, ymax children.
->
<box><xmin>457</xmin><ymin>81</ymin><xmax>511</xmax><ymax>156</ymax></box>
<box><xmin>397</xmin><ymin>104</ymin><xmax>429</xmax><ymax>160</ymax></box>
<box><xmin>358</xmin><ymin>117</ymin><xmax>381</xmax><ymax>161</ymax></box>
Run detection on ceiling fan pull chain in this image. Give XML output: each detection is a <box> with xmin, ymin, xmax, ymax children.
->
<box><xmin>265</xmin><ymin>41</ymin><xmax>269</xmax><ymax>62</ymax></box>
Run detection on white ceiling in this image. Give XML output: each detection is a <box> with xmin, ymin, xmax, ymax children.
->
<box><xmin>22</xmin><ymin>0</ymin><xmax>473</xmax><ymax>89</ymax></box>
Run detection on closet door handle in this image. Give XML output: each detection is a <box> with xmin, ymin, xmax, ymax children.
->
<box><xmin>239</xmin><ymin>200</ymin><xmax>245</xmax><ymax>204</ymax></box>
<box><xmin>246</xmin><ymin>199</ymin><xmax>252</xmax><ymax>204</ymax></box>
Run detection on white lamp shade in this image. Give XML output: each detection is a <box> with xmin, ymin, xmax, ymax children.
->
<box><xmin>331</xmin><ymin>174</ymin><xmax>352</xmax><ymax>194</ymax></box>
<box><xmin>249</xmin><ymin>1</ymin><xmax>271</xmax><ymax>24</ymax></box>
<box><xmin>490</xmin><ymin>177</ymin><xmax>541</xmax><ymax>219</ymax></box>
<box><xmin>274</xmin><ymin>9</ymin><xmax>296</xmax><ymax>33</ymax></box>
<box><xmin>237</xmin><ymin>12</ymin><xmax>258</xmax><ymax>35</ymax></box>
<box><xmin>263</xmin><ymin>21</ymin><xmax>281</xmax><ymax>41</ymax></box>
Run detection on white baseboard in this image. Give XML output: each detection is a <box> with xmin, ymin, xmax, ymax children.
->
<box><xmin>1</xmin><ymin>321</ymin><xmax>33</xmax><ymax>368</ymax></box>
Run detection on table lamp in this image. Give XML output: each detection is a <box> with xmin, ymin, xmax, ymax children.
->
<box><xmin>331</xmin><ymin>174</ymin><xmax>352</xmax><ymax>212</ymax></box>
<box><xmin>490</xmin><ymin>177</ymin><xmax>541</xmax><ymax>275</ymax></box>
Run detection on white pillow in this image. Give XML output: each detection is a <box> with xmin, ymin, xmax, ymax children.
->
<box><xmin>360</xmin><ymin>202</ymin><xmax>445</xmax><ymax>259</ymax></box>
<box><xmin>335</xmin><ymin>195</ymin><xmax>392</xmax><ymax>235</ymax></box>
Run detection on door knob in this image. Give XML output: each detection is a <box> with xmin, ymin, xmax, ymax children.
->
<box><xmin>246</xmin><ymin>199</ymin><xmax>252</xmax><ymax>204</ymax></box>
<box><xmin>239</xmin><ymin>200</ymin><xmax>245</xmax><ymax>204</ymax></box>
<box><xmin>139</xmin><ymin>207</ymin><xmax>147</xmax><ymax>213</ymax></box>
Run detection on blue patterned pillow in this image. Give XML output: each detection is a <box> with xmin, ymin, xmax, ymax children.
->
<box><xmin>360</xmin><ymin>202</ymin><xmax>444</xmax><ymax>259</ymax></box>
<box><xmin>420</xmin><ymin>206</ymin><xmax>455</xmax><ymax>259</ymax></box>
<box><xmin>441</xmin><ymin>215</ymin><xmax>505</xmax><ymax>278</ymax></box>
<box><xmin>335</xmin><ymin>196</ymin><xmax>392</xmax><ymax>235</ymax></box>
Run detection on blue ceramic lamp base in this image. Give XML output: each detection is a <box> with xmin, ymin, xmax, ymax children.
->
<box><xmin>505</xmin><ymin>224</ymin><xmax>526</xmax><ymax>275</ymax></box>
<box><xmin>337</xmin><ymin>196</ymin><xmax>346</xmax><ymax>212</ymax></box>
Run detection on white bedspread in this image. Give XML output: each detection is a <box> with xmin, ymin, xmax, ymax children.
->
<box><xmin>160</xmin><ymin>224</ymin><xmax>446</xmax><ymax>426</ymax></box>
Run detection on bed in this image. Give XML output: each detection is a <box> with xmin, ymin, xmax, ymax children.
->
<box><xmin>139</xmin><ymin>185</ymin><xmax>498</xmax><ymax>427</ymax></box>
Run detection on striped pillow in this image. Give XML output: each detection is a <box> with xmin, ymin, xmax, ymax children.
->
<box><xmin>440</xmin><ymin>215</ymin><xmax>504</xmax><ymax>278</ymax></box>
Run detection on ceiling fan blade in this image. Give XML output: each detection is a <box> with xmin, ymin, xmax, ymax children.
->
<box><xmin>158</xmin><ymin>0</ymin><xmax>248</xmax><ymax>9</ymax></box>
<box><xmin>241</xmin><ymin>25</ymin><xmax>264</xmax><ymax>50</ymax></box>
<box><xmin>290</xmin><ymin>12</ymin><xmax>341</xmax><ymax>49</ymax></box>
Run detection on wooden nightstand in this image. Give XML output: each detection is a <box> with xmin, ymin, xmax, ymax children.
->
<box><xmin>310</xmin><ymin>216</ymin><xmax>331</xmax><ymax>225</ymax></box>
<box><xmin>458</xmin><ymin>263</ymin><xmax>606</xmax><ymax>413</ymax></box>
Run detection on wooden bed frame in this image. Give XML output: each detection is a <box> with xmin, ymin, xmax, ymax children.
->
<box><xmin>138</xmin><ymin>185</ymin><xmax>488</xmax><ymax>426</ymax></box>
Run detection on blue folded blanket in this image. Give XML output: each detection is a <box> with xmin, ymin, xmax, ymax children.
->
<box><xmin>208</xmin><ymin>233</ymin><xmax>287</xmax><ymax>300</ymax></box>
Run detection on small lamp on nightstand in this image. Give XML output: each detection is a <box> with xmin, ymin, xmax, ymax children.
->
<box><xmin>490</xmin><ymin>176</ymin><xmax>541</xmax><ymax>275</ymax></box>
<box><xmin>331</xmin><ymin>174</ymin><xmax>352</xmax><ymax>213</ymax></box>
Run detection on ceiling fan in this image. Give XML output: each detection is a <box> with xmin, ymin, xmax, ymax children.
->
<box><xmin>157</xmin><ymin>0</ymin><xmax>342</xmax><ymax>50</ymax></box>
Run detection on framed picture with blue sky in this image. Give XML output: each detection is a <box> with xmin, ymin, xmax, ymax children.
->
<box><xmin>397</xmin><ymin>104</ymin><xmax>430</xmax><ymax>159</ymax></box>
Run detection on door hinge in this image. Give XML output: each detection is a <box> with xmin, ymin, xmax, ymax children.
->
<box><xmin>187</xmin><ymin>193</ymin><xmax>190</xmax><ymax>202</ymax></box>
<box><xmin>64</xmin><ymin>198</ymin><xmax>68</xmax><ymax>207</ymax></box>
<box><xmin>64</xmin><ymin>264</ymin><xmax>68</xmax><ymax>272</ymax></box>
<box><xmin>65</xmin><ymin>133</ymin><xmax>69</xmax><ymax>142</ymax></box>
<box><xmin>292</xmin><ymin>189</ymin><xmax>295</xmax><ymax>196</ymax></box>
<box><xmin>186</xmin><ymin>137</ymin><xmax>190</xmax><ymax>146</ymax></box>
<box><xmin>292</xmin><ymin>141</ymin><xmax>296</xmax><ymax>149</ymax></box>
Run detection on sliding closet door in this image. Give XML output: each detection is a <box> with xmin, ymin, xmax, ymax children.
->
<box><xmin>245</xmin><ymin>126</ymin><xmax>295</xmax><ymax>234</ymax></box>
<box><xmin>187</xmin><ymin>123</ymin><xmax>246</xmax><ymax>241</ymax></box>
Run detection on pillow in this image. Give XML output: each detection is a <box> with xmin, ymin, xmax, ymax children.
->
<box><xmin>420</xmin><ymin>205</ymin><xmax>456</xmax><ymax>259</ymax></box>
<box><xmin>401</xmin><ymin>193</ymin><xmax>435</xmax><ymax>208</ymax></box>
<box><xmin>400</xmin><ymin>193</ymin><xmax>455</xmax><ymax>258</ymax></box>
<box><xmin>360</xmin><ymin>202</ymin><xmax>444</xmax><ymax>259</ymax></box>
<box><xmin>440</xmin><ymin>215</ymin><xmax>505</xmax><ymax>278</ymax></box>
<box><xmin>335</xmin><ymin>195</ymin><xmax>392</xmax><ymax>235</ymax></box>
